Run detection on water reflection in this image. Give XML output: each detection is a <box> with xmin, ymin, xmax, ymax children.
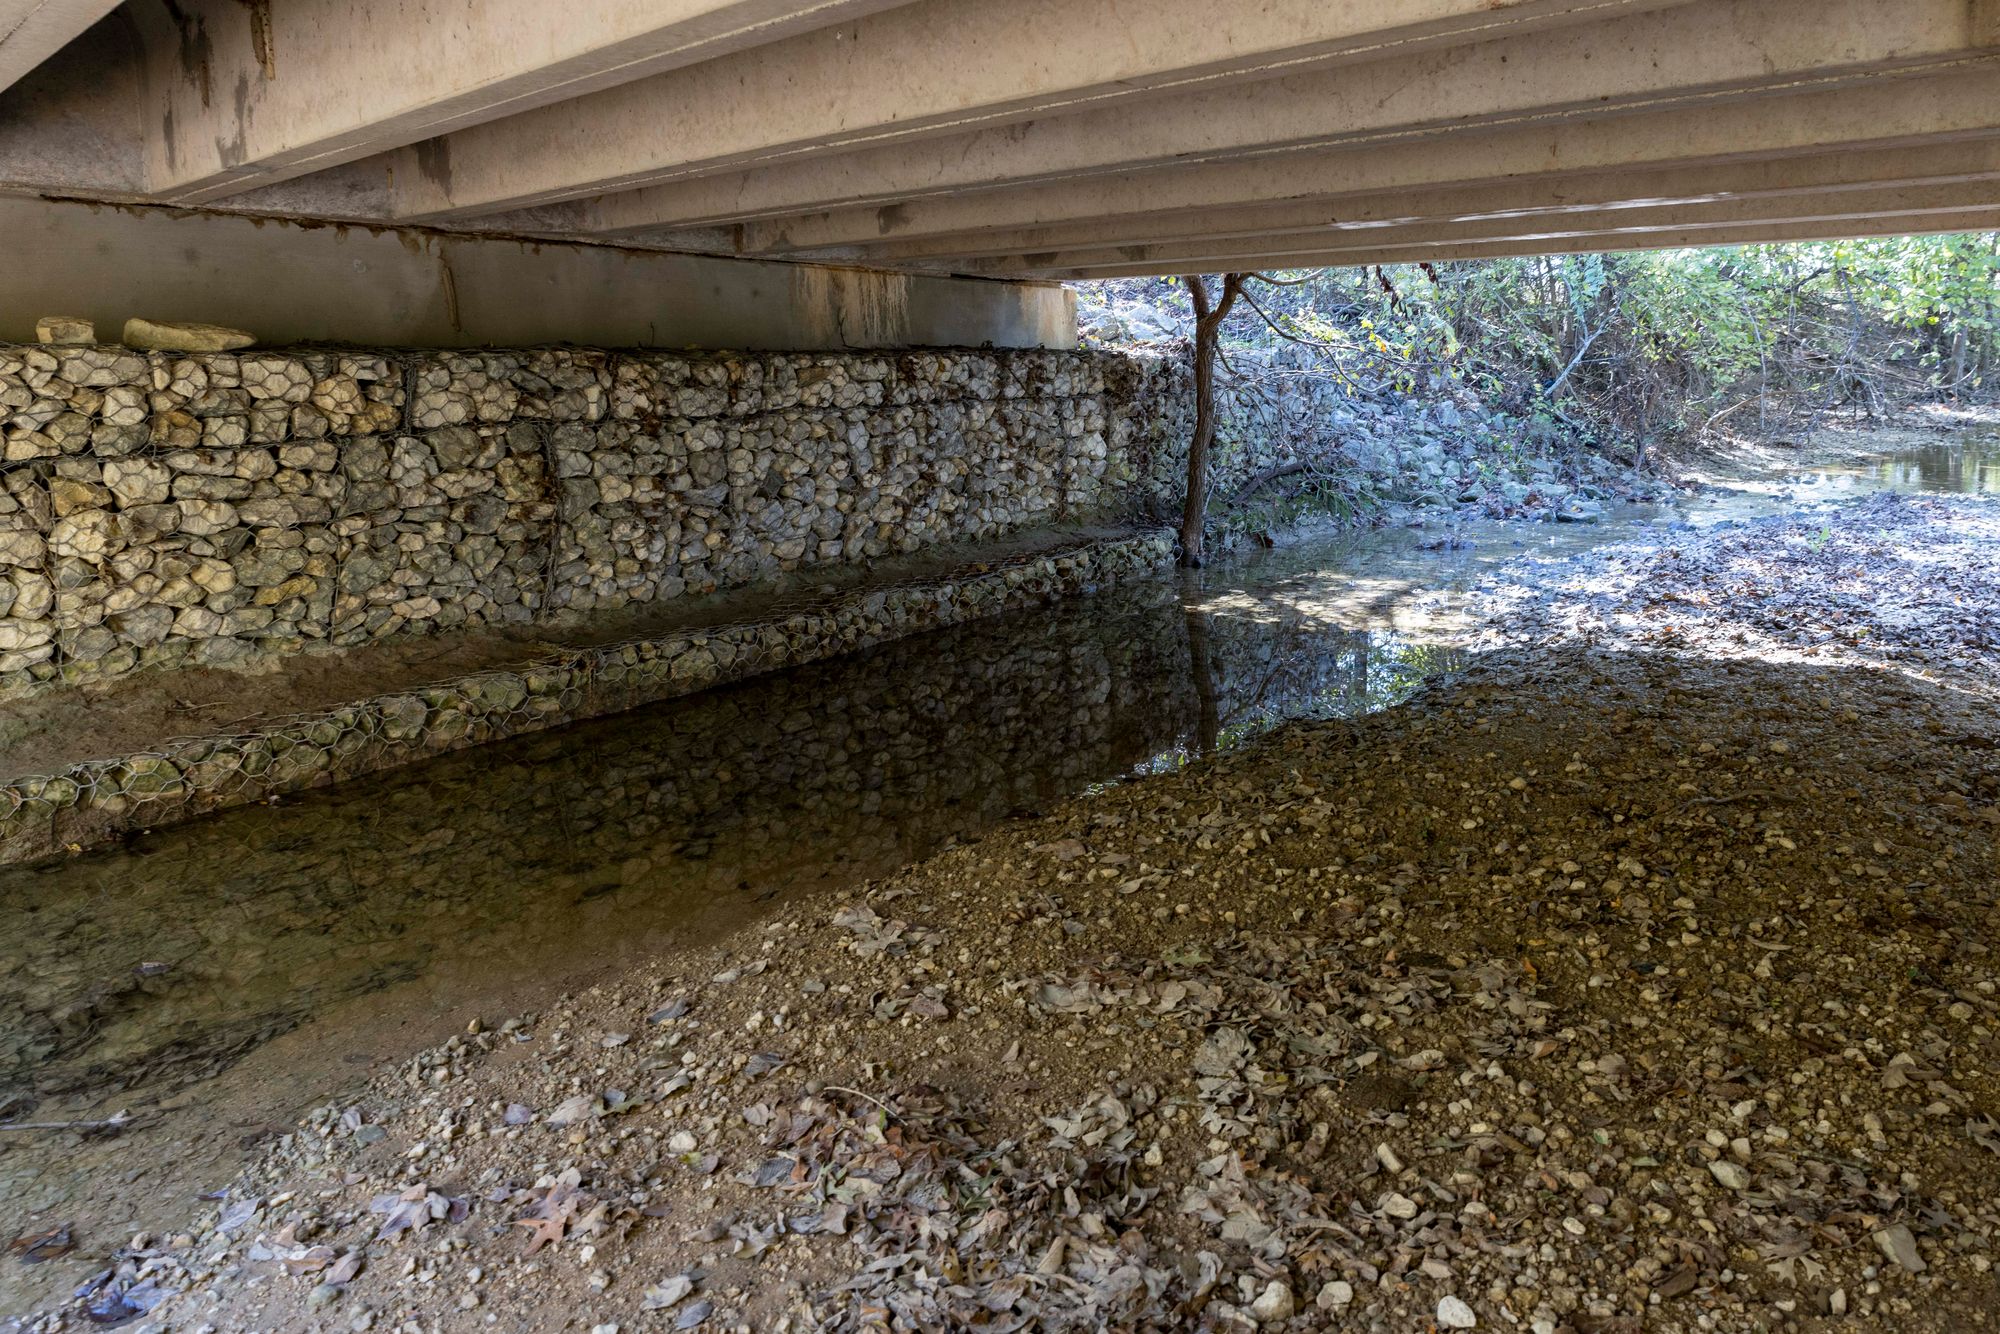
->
<box><xmin>1814</xmin><ymin>438</ymin><xmax>2000</xmax><ymax>496</ymax></box>
<box><xmin>0</xmin><ymin>573</ymin><xmax>1451</xmax><ymax>1117</ymax></box>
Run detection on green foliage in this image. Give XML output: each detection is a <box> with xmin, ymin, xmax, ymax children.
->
<box><xmin>1080</xmin><ymin>232</ymin><xmax>2000</xmax><ymax>440</ymax></box>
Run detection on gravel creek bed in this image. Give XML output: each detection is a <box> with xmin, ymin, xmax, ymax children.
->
<box><xmin>9</xmin><ymin>492</ymin><xmax>2000</xmax><ymax>1334</ymax></box>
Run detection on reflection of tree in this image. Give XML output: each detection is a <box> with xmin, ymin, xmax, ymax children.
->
<box><xmin>1366</xmin><ymin>641</ymin><xmax>1468</xmax><ymax>710</ymax></box>
<box><xmin>1165</xmin><ymin>602</ymin><xmax>1470</xmax><ymax>763</ymax></box>
<box><xmin>1183</xmin><ymin>606</ymin><xmax>1221</xmax><ymax>755</ymax></box>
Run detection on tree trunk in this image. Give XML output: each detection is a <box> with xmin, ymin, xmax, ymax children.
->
<box><xmin>1180</xmin><ymin>273</ymin><xmax>1249</xmax><ymax>567</ymax></box>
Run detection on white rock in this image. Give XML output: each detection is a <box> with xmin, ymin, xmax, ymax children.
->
<box><xmin>47</xmin><ymin>510</ymin><xmax>119</xmax><ymax>561</ymax></box>
<box><xmin>544</xmin><ymin>1094</ymin><xmax>601</xmax><ymax>1128</ymax></box>
<box><xmin>1873</xmin><ymin>1223</ymin><xmax>1926</xmax><ymax>1273</ymax></box>
<box><xmin>1249</xmin><ymin>1280</ymin><xmax>1294</xmax><ymax>1323</ymax></box>
<box><xmin>1708</xmin><ymin>1160</ymin><xmax>1750</xmax><ymax>1191</ymax></box>
<box><xmin>1315</xmin><ymin>1281</ymin><xmax>1354</xmax><ymax>1310</ymax></box>
<box><xmin>1437</xmin><ymin>1295</ymin><xmax>1478</xmax><ymax>1328</ymax></box>
<box><xmin>643</xmin><ymin>1275</ymin><xmax>694</xmax><ymax>1310</ymax></box>
<box><xmin>1380</xmin><ymin>1191</ymin><xmax>1420</xmax><ymax>1219</ymax></box>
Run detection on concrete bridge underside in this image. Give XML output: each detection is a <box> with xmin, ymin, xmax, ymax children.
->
<box><xmin>1</xmin><ymin>0</ymin><xmax>1997</xmax><ymax>338</ymax></box>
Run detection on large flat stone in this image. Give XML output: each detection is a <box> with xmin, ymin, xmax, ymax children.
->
<box><xmin>122</xmin><ymin>319</ymin><xmax>257</xmax><ymax>353</ymax></box>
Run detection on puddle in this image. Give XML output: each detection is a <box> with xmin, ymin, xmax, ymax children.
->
<box><xmin>0</xmin><ymin>435</ymin><xmax>1991</xmax><ymax>1310</ymax></box>
<box><xmin>1680</xmin><ymin>434</ymin><xmax>2000</xmax><ymax>516</ymax></box>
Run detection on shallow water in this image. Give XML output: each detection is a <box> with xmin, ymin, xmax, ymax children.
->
<box><xmin>0</xmin><ymin>435</ymin><xmax>1992</xmax><ymax>1308</ymax></box>
<box><xmin>1689</xmin><ymin>433</ymin><xmax>2000</xmax><ymax>512</ymax></box>
<box><xmin>1801</xmin><ymin>434</ymin><xmax>2000</xmax><ymax>496</ymax></box>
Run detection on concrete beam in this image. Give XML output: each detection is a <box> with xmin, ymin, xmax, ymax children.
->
<box><xmin>0</xmin><ymin>0</ymin><xmax>120</xmax><ymax>95</ymax></box>
<box><xmin>727</xmin><ymin>62</ymin><xmax>2000</xmax><ymax>255</ymax></box>
<box><xmin>815</xmin><ymin>138</ymin><xmax>2000</xmax><ymax>265</ymax></box>
<box><xmin>140</xmin><ymin>0</ymin><xmax>916</xmax><ymax>205</ymax></box>
<box><xmin>0</xmin><ymin>196</ymin><xmax>1073</xmax><ymax>350</ymax></box>
<box><xmin>962</xmin><ymin>181</ymin><xmax>2000</xmax><ymax>277</ymax></box>
<box><xmin>1037</xmin><ymin>210</ymin><xmax>2000</xmax><ymax>280</ymax></box>
<box><xmin>579</xmin><ymin>0</ymin><xmax>1999</xmax><ymax>236</ymax></box>
<box><xmin>376</xmin><ymin>0</ymin><xmax>1693</xmax><ymax>223</ymax></box>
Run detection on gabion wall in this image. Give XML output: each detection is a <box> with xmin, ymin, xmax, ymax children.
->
<box><xmin>0</xmin><ymin>344</ymin><xmax>1178</xmax><ymax>695</ymax></box>
<box><xmin>0</xmin><ymin>532</ymin><xmax>1173</xmax><ymax>866</ymax></box>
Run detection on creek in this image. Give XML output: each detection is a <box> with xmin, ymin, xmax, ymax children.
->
<box><xmin>1</xmin><ymin>429</ymin><xmax>1995</xmax><ymax>1311</ymax></box>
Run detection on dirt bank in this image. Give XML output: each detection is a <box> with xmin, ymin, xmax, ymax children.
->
<box><xmin>12</xmin><ymin>495</ymin><xmax>2000</xmax><ymax>1334</ymax></box>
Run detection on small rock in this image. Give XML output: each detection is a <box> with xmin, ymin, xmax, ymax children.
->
<box><xmin>644</xmin><ymin>1274</ymin><xmax>695</xmax><ymax>1310</ymax></box>
<box><xmin>35</xmin><ymin>316</ymin><xmax>94</xmax><ymax>345</ymax></box>
<box><xmin>1380</xmin><ymin>1191</ymin><xmax>1420</xmax><ymax>1219</ymax></box>
<box><xmin>1250</xmin><ymin>1280</ymin><xmax>1294</xmax><ymax>1323</ymax></box>
<box><xmin>1316</xmin><ymin>1280</ymin><xmax>1354</xmax><ymax>1310</ymax></box>
<box><xmin>122</xmin><ymin>318</ymin><xmax>256</xmax><ymax>352</ymax></box>
<box><xmin>1873</xmin><ymin>1223</ymin><xmax>1926</xmax><ymax>1273</ymax></box>
<box><xmin>1373</xmin><ymin>1141</ymin><xmax>1404</xmax><ymax>1174</ymax></box>
<box><xmin>1708</xmin><ymin>1160</ymin><xmax>1750</xmax><ymax>1191</ymax></box>
<box><xmin>546</xmin><ymin>1093</ymin><xmax>602</xmax><ymax>1127</ymax></box>
<box><xmin>1437</xmin><ymin>1294</ymin><xmax>1478</xmax><ymax>1328</ymax></box>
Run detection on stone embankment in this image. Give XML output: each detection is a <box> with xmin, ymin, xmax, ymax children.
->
<box><xmin>0</xmin><ymin>337</ymin><xmax>1238</xmax><ymax>860</ymax></box>
<box><xmin>1108</xmin><ymin>344</ymin><xmax>1670</xmax><ymax>539</ymax></box>
<box><xmin>0</xmin><ymin>530</ymin><xmax>1169</xmax><ymax>867</ymax></box>
<box><xmin>1</xmin><ymin>345</ymin><xmax>1192</xmax><ymax>695</ymax></box>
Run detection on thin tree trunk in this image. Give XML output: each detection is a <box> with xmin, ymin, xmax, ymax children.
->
<box><xmin>1180</xmin><ymin>273</ymin><xmax>1250</xmax><ymax>567</ymax></box>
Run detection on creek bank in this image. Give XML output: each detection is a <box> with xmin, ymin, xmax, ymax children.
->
<box><xmin>0</xmin><ymin>331</ymin><xmax>1677</xmax><ymax>856</ymax></box>
<box><xmin>1105</xmin><ymin>341</ymin><xmax>1677</xmax><ymax>562</ymax></box>
<box><xmin>23</xmin><ymin>495</ymin><xmax>2000</xmax><ymax>1333</ymax></box>
<box><xmin>1080</xmin><ymin>286</ymin><xmax>1681</xmax><ymax>555</ymax></box>
<box><xmin>0</xmin><ymin>529</ymin><xmax>1170</xmax><ymax>866</ymax></box>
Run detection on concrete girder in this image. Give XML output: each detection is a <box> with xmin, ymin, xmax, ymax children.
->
<box><xmin>140</xmin><ymin>0</ymin><xmax>917</xmax><ymax>204</ymax></box>
<box><xmin>373</xmin><ymin>0</ymin><xmax>1695</xmax><ymax>223</ymax></box>
<box><xmin>1029</xmin><ymin>210</ymin><xmax>2000</xmax><ymax>281</ymax></box>
<box><xmin>952</xmin><ymin>182</ymin><xmax>2000</xmax><ymax>278</ymax></box>
<box><xmin>577</xmin><ymin>0</ymin><xmax>2000</xmax><ymax>237</ymax></box>
<box><xmin>0</xmin><ymin>194</ymin><xmax>1074</xmax><ymax>349</ymax></box>
<box><xmin>772</xmin><ymin>139</ymin><xmax>2000</xmax><ymax>266</ymax></box>
<box><xmin>723</xmin><ymin>62</ymin><xmax>2000</xmax><ymax>256</ymax></box>
<box><xmin>0</xmin><ymin>0</ymin><xmax>121</xmax><ymax>95</ymax></box>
